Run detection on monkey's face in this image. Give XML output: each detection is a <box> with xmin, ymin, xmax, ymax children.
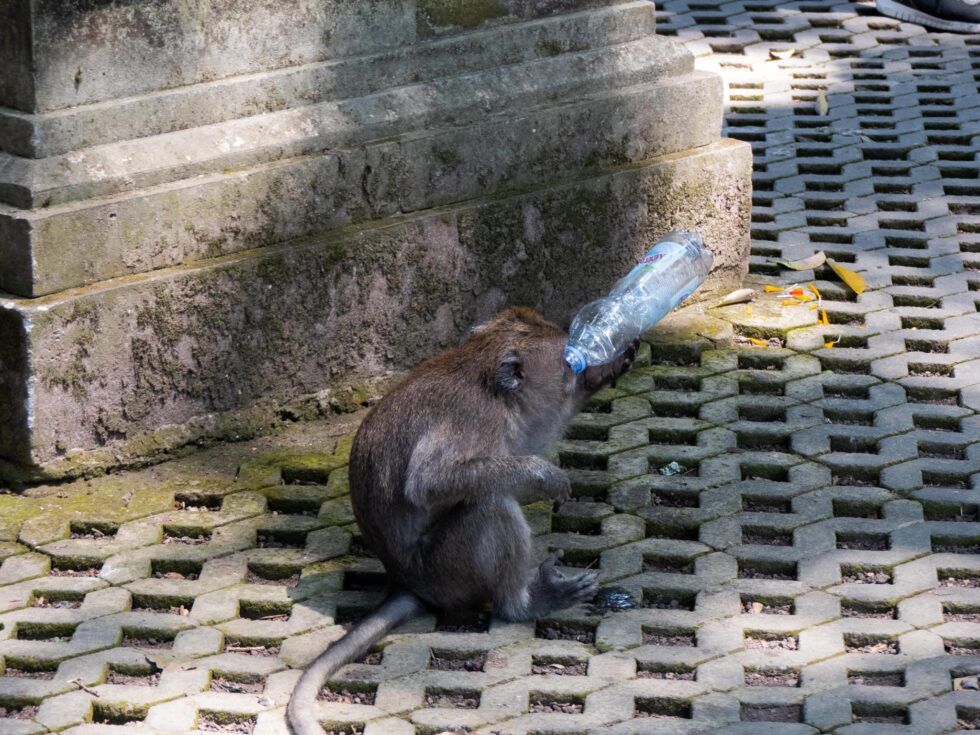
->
<box><xmin>469</xmin><ymin>308</ymin><xmax>577</xmax><ymax>450</ymax></box>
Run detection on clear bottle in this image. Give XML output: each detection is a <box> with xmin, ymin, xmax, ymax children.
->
<box><xmin>564</xmin><ymin>230</ymin><xmax>714</xmax><ymax>374</ymax></box>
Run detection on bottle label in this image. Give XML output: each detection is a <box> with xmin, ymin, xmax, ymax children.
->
<box><xmin>627</xmin><ymin>240</ymin><xmax>686</xmax><ymax>277</ymax></box>
<box><xmin>636</xmin><ymin>250</ymin><xmax>668</xmax><ymax>267</ymax></box>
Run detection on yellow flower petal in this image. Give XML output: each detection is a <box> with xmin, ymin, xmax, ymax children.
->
<box><xmin>774</xmin><ymin>252</ymin><xmax>826</xmax><ymax>271</ymax></box>
<box><xmin>808</xmin><ymin>283</ymin><xmax>822</xmax><ymax>299</ymax></box>
<box><xmin>764</xmin><ymin>285</ymin><xmax>783</xmax><ymax>293</ymax></box>
<box><xmin>781</xmin><ymin>300</ymin><xmax>799</xmax><ymax>306</ymax></box>
<box><xmin>748</xmin><ymin>337</ymin><xmax>768</xmax><ymax>347</ymax></box>
<box><xmin>826</xmin><ymin>258</ymin><xmax>866</xmax><ymax>295</ymax></box>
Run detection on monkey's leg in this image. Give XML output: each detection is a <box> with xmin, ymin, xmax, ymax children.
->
<box><xmin>412</xmin><ymin>494</ymin><xmax>533</xmax><ymax>612</ymax></box>
<box><xmin>414</xmin><ymin>496</ymin><xmax>595</xmax><ymax>621</ymax></box>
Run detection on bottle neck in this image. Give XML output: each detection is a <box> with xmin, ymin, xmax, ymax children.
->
<box><xmin>564</xmin><ymin>345</ymin><xmax>587</xmax><ymax>374</ymax></box>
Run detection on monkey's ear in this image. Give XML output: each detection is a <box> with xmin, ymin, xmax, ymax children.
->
<box><xmin>493</xmin><ymin>352</ymin><xmax>524</xmax><ymax>394</ymax></box>
<box><xmin>464</xmin><ymin>319</ymin><xmax>492</xmax><ymax>345</ymax></box>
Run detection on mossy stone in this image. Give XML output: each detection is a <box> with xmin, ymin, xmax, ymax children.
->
<box><xmin>419</xmin><ymin>0</ymin><xmax>508</xmax><ymax>32</ymax></box>
<box><xmin>317</xmin><ymin>497</ymin><xmax>355</xmax><ymax>527</ymax></box>
<box><xmin>522</xmin><ymin>500</ymin><xmax>554</xmax><ymax>536</ymax></box>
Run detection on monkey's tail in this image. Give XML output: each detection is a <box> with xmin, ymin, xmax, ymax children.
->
<box><xmin>286</xmin><ymin>589</ymin><xmax>423</xmax><ymax>735</ymax></box>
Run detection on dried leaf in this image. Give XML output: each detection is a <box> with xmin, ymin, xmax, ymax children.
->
<box><xmin>713</xmin><ymin>288</ymin><xmax>757</xmax><ymax>307</ymax></box>
<box><xmin>817</xmin><ymin>89</ymin><xmax>829</xmax><ymax>116</ymax></box>
<box><xmin>737</xmin><ymin>334</ymin><xmax>784</xmax><ymax>349</ymax></box>
<box><xmin>826</xmin><ymin>258</ymin><xmax>867</xmax><ymax>295</ymax></box>
<box><xmin>763</xmin><ymin>285</ymin><xmax>784</xmax><ymax>293</ymax></box>
<box><xmin>769</xmin><ymin>48</ymin><xmax>796</xmax><ymax>60</ymax></box>
<box><xmin>775</xmin><ymin>252</ymin><xmax>826</xmax><ymax>271</ymax></box>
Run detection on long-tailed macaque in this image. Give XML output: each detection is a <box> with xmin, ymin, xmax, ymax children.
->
<box><xmin>287</xmin><ymin>307</ymin><xmax>636</xmax><ymax>735</ymax></box>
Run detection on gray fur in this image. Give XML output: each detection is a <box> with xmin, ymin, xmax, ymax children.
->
<box><xmin>287</xmin><ymin>307</ymin><xmax>636</xmax><ymax>735</ymax></box>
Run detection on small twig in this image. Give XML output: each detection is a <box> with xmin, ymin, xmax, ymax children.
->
<box><xmin>70</xmin><ymin>678</ymin><xmax>101</xmax><ymax>697</ymax></box>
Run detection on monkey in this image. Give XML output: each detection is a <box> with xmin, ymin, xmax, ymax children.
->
<box><xmin>287</xmin><ymin>307</ymin><xmax>637</xmax><ymax>735</ymax></box>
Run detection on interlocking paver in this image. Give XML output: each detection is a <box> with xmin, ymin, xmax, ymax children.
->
<box><xmin>1</xmin><ymin>1</ymin><xmax>980</xmax><ymax>733</ymax></box>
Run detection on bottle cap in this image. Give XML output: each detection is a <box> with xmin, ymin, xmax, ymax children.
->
<box><xmin>564</xmin><ymin>345</ymin><xmax>587</xmax><ymax>374</ymax></box>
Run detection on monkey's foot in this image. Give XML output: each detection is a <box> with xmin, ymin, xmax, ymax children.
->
<box><xmin>530</xmin><ymin>556</ymin><xmax>598</xmax><ymax>615</ymax></box>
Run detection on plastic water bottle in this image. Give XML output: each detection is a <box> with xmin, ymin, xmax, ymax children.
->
<box><xmin>564</xmin><ymin>230</ymin><xmax>714</xmax><ymax>374</ymax></box>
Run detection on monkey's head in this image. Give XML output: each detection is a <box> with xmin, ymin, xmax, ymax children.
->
<box><xmin>466</xmin><ymin>307</ymin><xmax>574</xmax><ymax>407</ymax></box>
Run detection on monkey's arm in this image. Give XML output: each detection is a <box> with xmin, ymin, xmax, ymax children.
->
<box><xmin>405</xmin><ymin>438</ymin><xmax>569</xmax><ymax>511</ymax></box>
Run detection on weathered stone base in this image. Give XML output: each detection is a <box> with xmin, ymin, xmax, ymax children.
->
<box><xmin>0</xmin><ymin>67</ymin><xmax>721</xmax><ymax>297</ymax></box>
<box><xmin>0</xmin><ymin>5</ymin><xmax>705</xmax><ymax>298</ymax></box>
<box><xmin>0</xmin><ymin>139</ymin><xmax>750</xmax><ymax>480</ymax></box>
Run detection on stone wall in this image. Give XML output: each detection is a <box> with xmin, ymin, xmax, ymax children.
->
<box><xmin>0</xmin><ymin>1</ymin><xmax>752</xmax><ymax>480</ymax></box>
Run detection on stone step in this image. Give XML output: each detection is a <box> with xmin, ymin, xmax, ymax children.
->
<box><xmin>1</xmin><ymin>66</ymin><xmax>723</xmax><ymax>296</ymax></box>
<box><xmin>0</xmin><ymin>3</ymin><xmax>656</xmax><ymax>158</ymax></box>
<box><xmin>1</xmin><ymin>0</ymin><xmax>413</xmax><ymax>111</ymax></box>
<box><xmin>1</xmin><ymin>34</ymin><xmax>688</xmax><ymax>209</ymax></box>
<box><xmin>0</xmin><ymin>138</ymin><xmax>751</xmax><ymax>477</ymax></box>
<box><xmin>3</xmin><ymin>0</ymin><xmax>628</xmax><ymax>114</ymax></box>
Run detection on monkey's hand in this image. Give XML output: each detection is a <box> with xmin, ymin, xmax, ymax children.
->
<box><xmin>581</xmin><ymin>337</ymin><xmax>640</xmax><ymax>392</ymax></box>
<box><xmin>528</xmin><ymin>457</ymin><xmax>571</xmax><ymax>506</ymax></box>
